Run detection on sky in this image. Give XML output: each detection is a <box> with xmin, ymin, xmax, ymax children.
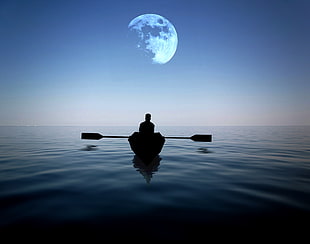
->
<box><xmin>0</xmin><ymin>0</ymin><xmax>309</xmax><ymax>126</ymax></box>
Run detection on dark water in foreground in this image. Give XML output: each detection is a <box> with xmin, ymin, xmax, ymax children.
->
<box><xmin>0</xmin><ymin>126</ymin><xmax>309</xmax><ymax>240</ymax></box>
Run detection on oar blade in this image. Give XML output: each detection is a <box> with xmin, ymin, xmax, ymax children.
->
<box><xmin>81</xmin><ymin>133</ymin><xmax>103</xmax><ymax>140</ymax></box>
<box><xmin>190</xmin><ymin>134</ymin><xmax>212</xmax><ymax>142</ymax></box>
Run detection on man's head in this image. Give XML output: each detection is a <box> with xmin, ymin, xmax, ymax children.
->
<box><xmin>145</xmin><ymin>113</ymin><xmax>151</xmax><ymax>121</ymax></box>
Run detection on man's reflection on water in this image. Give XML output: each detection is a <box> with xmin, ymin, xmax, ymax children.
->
<box><xmin>132</xmin><ymin>155</ymin><xmax>161</xmax><ymax>183</ymax></box>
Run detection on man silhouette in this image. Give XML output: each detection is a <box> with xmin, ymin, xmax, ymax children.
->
<box><xmin>139</xmin><ymin>113</ymin><xmax>155</xmax><ymax>135</ymax></box>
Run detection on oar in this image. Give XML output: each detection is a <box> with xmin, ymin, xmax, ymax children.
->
<box><xmin>165</xmin><ymin>135</ymin><xmax>212</xmax><ymax>142</ymax></box>
<box><xmin>81</xmin><ymin>133</ymin><xmax>212</xmax><ymax>142</ymax></box>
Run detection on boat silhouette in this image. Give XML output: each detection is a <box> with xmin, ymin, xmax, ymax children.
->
<box><xmin>81</xmin><ymin>132</ymin><xmax>211</xmax><ymax>164</ymax></box>
<box><xmin>128</xmin><ymin>132</ymin><xmax>165</xmax><ymax>164</ymax></box>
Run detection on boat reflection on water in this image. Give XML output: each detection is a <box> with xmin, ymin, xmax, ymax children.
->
<box><xmin>132</xmin><ymin>155</ymin><xmax>161</xmax><ymax>183</ymax></box>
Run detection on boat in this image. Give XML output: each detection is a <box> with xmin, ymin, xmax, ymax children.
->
<box><xmin>128</xmin><ymin>132</ymin><xmax>165</xmax><ymax>164</ymax></box>
<box><xmin>81</xmin><ymin>132</ymin><xmax>211</xmax><ymax>164</ymax></box>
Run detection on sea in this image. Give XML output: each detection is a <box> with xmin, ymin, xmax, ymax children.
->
<box><xmin>0</xmin><ymin>126</ymin><xmax>309</xmax><ymax>241</ymax></box>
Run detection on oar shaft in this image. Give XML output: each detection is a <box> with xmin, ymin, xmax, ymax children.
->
<box><xmin>102</xmin><ymin>136</ymin><xmax>129</xmax><ymax>139</ymax></box>
<box><xmin>165</xmin><ymin>136</ymin><xmax>190</xmax><ymax>139</ymax></box>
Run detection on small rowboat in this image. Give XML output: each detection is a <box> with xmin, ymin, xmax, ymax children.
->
<box><xmin>81</xmin><ymin>132</ymin><xmax>211</xmax><ymax>164</ymax></box>
<box><xmin>128</xmin><ymin>132</ymin><xmax>165</xmax><ymax>164</ymax></box>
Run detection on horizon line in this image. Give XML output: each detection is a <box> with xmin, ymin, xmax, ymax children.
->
<box><xmin>0</xmin><ymin>124</ymin><xmax>309</xmax><ymax>127</ymax></box>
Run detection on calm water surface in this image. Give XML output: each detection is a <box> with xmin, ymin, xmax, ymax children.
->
<box><xmin>0</xmin><ymin>126</ymin><xmax>309</xmax><ymax>240</ymax></box>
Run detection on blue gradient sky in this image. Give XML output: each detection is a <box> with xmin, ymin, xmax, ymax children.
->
<box><xmin>0</xmin><ymin>0</ymin><xmax>309</xmax><ymax>126</ymax></box>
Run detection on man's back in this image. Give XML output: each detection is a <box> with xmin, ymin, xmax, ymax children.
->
<box><xmin>139</xmin><ymin>121</ymin><xmax>154</xmax><ymax>134</ymax></box>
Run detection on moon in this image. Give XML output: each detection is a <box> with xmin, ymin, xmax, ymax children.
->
<box><xmin>128</xmin><ymin>14</ymin><xmax>178</xmax><ymax>64</ymax></box>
